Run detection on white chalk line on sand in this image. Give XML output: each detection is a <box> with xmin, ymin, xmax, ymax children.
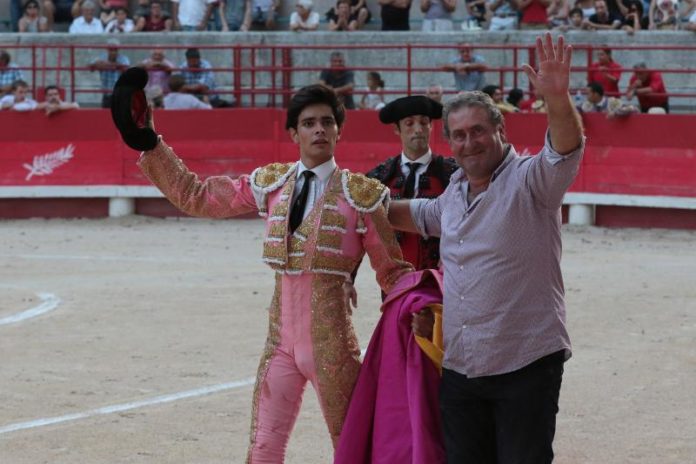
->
<box><xmin>0</xmin><ymin>377</ymin><xmax>257</xmax><ymax>435</ymax></box>
<box><xmin>0</xmin><ymin>292</ymin><xmax>61</xmax><ymax>326</ymax></box>
<box><xmin>0</xmin><ymin>349</ymin><xmax>369</xmax><ymax>435</ymax></box>
<box><xmin>0</xmin><ymin>253</ymin><xmax>171</xmax><ymax>263</ymax></box>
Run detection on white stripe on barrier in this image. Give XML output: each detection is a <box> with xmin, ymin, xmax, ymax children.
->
<box><xmin>0</xmin><ymin>292</ymin><xmax>60</xmax><ymax>326</ymax></box>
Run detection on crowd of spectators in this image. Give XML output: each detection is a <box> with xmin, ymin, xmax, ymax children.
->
<box><xmin>4</xmin><ymin>0</ymin><xmax>695</xmax><ymax>32</ymax></box>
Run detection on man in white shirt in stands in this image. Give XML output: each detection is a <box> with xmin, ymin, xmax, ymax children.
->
<box><xmin>290</xmin><ymin>0</ymin><xmax>320</xmax><ymax>31</ymax></box>
<box><xmin>69</xmin><ymin>0</ymin><xmax>105</xmax><ymax>33</ymax></box>
<box><xmin>0</xmin><ymin>79</ymin><xmax>38</xmax><ymax>111</ymax></box>
<box><xmin>163</xmin><ymin>74</ymin><xmax>213</xmax><ymax>109</ymax></box>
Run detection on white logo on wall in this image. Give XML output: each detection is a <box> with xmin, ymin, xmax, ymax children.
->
<box><xmin>23</xmin><ymin>144</ymin><xmax>75</xmax><ymax>181</ymax></box>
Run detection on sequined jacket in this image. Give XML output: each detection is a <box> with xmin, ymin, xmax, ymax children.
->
<box><xmin>138</xmin><ymin>140</ymin><xmax>413</xmax><ymax>291</ymax></box>
<box><xmin>366</xmin><ymin>154</ymin><xmax>459</xmax><ymax>270</ymax></box>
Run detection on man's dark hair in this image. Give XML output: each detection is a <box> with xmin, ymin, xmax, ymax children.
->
<box><xmin>168</xmin><ymin>74</ymin><xmax>186</xmax><ymax>92</ymax></box>
<box><xmin>44</xmin><ymin>84</ymin><xmax>59</xmax><ymax>93</ymax></box>
<box><xmin>285</xmin><ymin>84</ymin><xmax>345</xmax><ymax>130</ymax></box>
<box><xmin>185</xmin><ymin>48</ymin><xmax>200</xmax><ymax>59</ymax></box>
<box><xmin>587</xmin><ymin>81</ymin><xmax>605</xmax><ymax>96</ymax></box>
<box><xmin>507</xmin><ymin>88</ymin><xmax>524</xmax><ymax>106</ymax></box>
<box><xmin>481</xmin><ymin>85</ymin><xmax>501</xmax><ymax>98</ymax></box>
<box><xmin>569</xmin><ymin>7</ymin><xmax>583</xmax><ymax>16</ymax></box>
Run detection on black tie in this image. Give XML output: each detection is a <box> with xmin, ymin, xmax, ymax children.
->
<box><xmin>289</xmin><ymin>170</ymin><xmax>315</xmax><ymax>233</ymax></box>
<box><xmin>402</xmin><ymin>162</ymin><xmax>419</xmax><ymax>199</ymax></box>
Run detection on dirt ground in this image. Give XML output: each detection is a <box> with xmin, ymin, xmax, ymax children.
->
<box><xmin>1</xmin><ymin>217</ymin><xmax>695</xmax><ymax>464</ymax></box>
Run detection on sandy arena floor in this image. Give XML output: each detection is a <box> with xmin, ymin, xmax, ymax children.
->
<box><xmin>1</xmin><ymin>217</ymin><xmax>695</xmax><ymax>464</ymax></box>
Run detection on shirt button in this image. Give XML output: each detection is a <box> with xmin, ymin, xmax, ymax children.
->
<box><xmin>462</xmin><ymin>324</ymin><xmax>468</xmax><ymax>329</ymax></box>
<box><xmin>459</xmin><ymin>264</ymin><xmax>464</xmax><ymax>270</ymax></box>
<box><xmin>459</xmin><ymin>295</ymin><xmax>464</xmax><ymax>301</ymax></box>
<box><xmin>459</xmin><ymin>239</ymin><xmax>464</xmax><ymax>244</ymax></box>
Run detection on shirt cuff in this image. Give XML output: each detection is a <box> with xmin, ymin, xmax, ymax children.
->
<box><xmin>542</xmin><ymin>130</ymin><xmax>586</xmax><ymax>166</ymax></box>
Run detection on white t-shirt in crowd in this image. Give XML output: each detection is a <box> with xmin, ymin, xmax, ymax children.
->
<box><xmin>69</xmin><ymin>16</ymin><xmax>105</xmax><ymax>33</ymax></box>
<box><xmin>0</xmin><ymin>95</ymin><xmax>38</xmax><ymax>111</ymax></box>
<box><xmin>172</xmin><ymin>0</ymin><xmax>217</xmax><ymax>27</ymax></box>
<box><xmin>289</xmin><ymin>11</ymin><xmax>320</xmax><ymax>29</ymax></box>
<box><xmin>105</xmin><ymin>18</ymin><xmax>135</xmax><ymax>33</ymax></box>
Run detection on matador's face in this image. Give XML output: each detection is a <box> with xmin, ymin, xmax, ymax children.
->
<box><xmin>290</xmin><ymin>103</ymin><xmax>341</xmax><ymax>168</ymax></box>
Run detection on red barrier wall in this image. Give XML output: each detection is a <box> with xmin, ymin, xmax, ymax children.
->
<box><xmin>1</xmin><ymin>110</ymin><xmax>695</xmax><ymax>226</ymax></box>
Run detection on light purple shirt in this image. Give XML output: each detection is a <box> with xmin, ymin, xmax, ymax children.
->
<box><xmin>410</xmin><ymin>134</ymin><xmax>585</xmax><ymax>377</ymax></box>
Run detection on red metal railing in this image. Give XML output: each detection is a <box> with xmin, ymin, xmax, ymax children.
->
<box><xmin>1</xmin><ymin>42</ymin><xmax>695</xmax><ymax>107</ymax></box>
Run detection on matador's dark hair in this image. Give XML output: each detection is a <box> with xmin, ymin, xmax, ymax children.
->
<box><xmin>285</xmin><ymin>84</ymin><xmax>346</xmax><ymax>130</ymax></box>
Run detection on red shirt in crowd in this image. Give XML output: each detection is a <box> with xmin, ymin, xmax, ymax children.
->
<box><xmin>588</xmin><ymin>60</ymin><xmax>622</xmax><ymax>95</ymax></box>
<box><xmin>520</xmin><ymin>0</ymin><xmax>548</xmax><ymax>24</ymax></box>
<box><xmin>629</xmin><ymin>71</ymin><xmax>668</xmax><ymax>110</ymax></box>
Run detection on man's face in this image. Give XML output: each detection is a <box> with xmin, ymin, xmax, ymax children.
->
<box><xmin>459</xmin><ymin>47</ymin><xmax>472</xmax><ymax>62</ymax></box>
<box><xmin>337</xmin><ymin>2</ymin><xmax>349</xmax><ymax>15</ymax></box>
<box><xmin>296</xmin><ymin>4</ymin><xmax>309</xmax><ymax>16</ymax></box>
<box><xmin>635</xmin><ymin>70</ymin><xmax>649</xmax><ymax>82</ymax></box>
<box><xmin>45</xmin><ymin>88</ymin><xmax>61</xmax><ymax>104</ymax></box>
<box><xmin>290</xmin><ymin>104</ymin><xmax>341</xmax><ymax>168</ymax></box>
<box><xmin>116</xmin><ymin>9</ymin><xmax>127</xmax><ymax>22</ymax></box>
<box><xmin>396</xmin><ymin>115</ymin><xmax>432</xmax><ymax>159</ymax></box>
<box><xmin>491</xmin><ymin>88</ymin><xmax>503</xmax><ymax>103</ymax></box>
<box><xmin>14</xmin><ymin>85</ymin><xmax>28</xmax><ymax>102</ymax></box>
<box><xmin>83</xmin><ymin>5</ymin><xmax>95</xmax><ymax>21</ymax></box>
<box><xmin>186</xmin><ymin>56</ymin><xmax>200</xmax><ymax>68</ymax></box>
<box><xmin>597</xmin><ymin>50</ymin><xmax>610</xmax><ymax>65</ymax></box>
<box><xmin>447</xmin><ymin>106</ymin><xmax>506</xmax><ymax>179</ymax></box>
<box><xmin>108</xmin><ymin>48</ymin><xmax>118</xmax><ymax>60</ymax></box>
<box><xmin>570</xmin><ymin>11</ymin><xmax>583</xmax><ymax>26</ymax></box>
<box><xmin>152</xmin><ymin>50</ymin><xmax>164</xmax><ymax>62</ymax></box>
<box><xmin>151</xmin><ymin>3</ymin><xmax>162</xmax><ymax>16</ymax></box>
<box><xmin>587</xmin><ymin>87</ymin><xmax>601</xmax><ymax>104</ymax></box>
<box><xmin>330</xmin><ymin>54</ymin><xmax>345</xmax><ymax>69</ymax></box>
<box><xmin>595</xmin><ymin>1</ymin><xmax>607</xmax><ymax>16</ymax></box>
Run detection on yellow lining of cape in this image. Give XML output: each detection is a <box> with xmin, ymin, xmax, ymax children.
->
<box><xmin>414</xmin><ymin>303</ymin><xmax>444</xmax><ymax>375</ymax></box>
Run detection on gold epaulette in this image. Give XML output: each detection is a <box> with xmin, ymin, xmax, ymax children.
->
<box><xmin>251</xmin><ymin>162</ymin><xmax>296</xmax><ymax>193</ymax></box>
<box><xmin>341</xmin><ymin>170</ymin><xmax>390</xmax><ymax>213</ymax></box>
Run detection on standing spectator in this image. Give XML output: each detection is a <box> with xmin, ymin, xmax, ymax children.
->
<box><xmin>171</xmin><ymin>0</ymin><xmax>216</xmax><ymax>30</ymax></box>
<box><xmin>105</xmin><ymin>7</ymin><xmax>136</xmax><ymax>32</ymax></box>
<box><xmin>388</xmin><ymin>34</ymin><xmax>585</xmax><ymax>464</ymax></box>
<box><xmin>547</xmin><ymin>0</ymin><xmax>570</xmax><ymax>27</ymax></box>
<box><xmin>163</xmin><ymin>74</ymin><xmax>213</xmax><ymax>109</ymax></box>
<box><xmin>464</xmin><ymin>0</ymin><xmax>486</xmax><ymax>28</ymax></box>
<box><xmin>482</xmin><ymin>84</ymin><xmax>519</xmax><ymax>113</ymax></box>
<box><xmin>621</xmin><ymin>0</ymin><xmax>648</xmax><ymax>31</ymax></box>
<box><xmin>555</xmin><ymin>5</ymin><xmax>584</xmax><ymax>29</ymax></box>
<box><xmin>38</xmin><ymin>85</ymin><xmax>80</xmax><ymax>115</ymax></box>
<box><xmin>487</xmin><ymin>0</ymin><xmax>519</xmax><ymax>30</ymax></box>
<box><xmin>140</xmin><ymin>49</ymin><xmax>174</xmax><ymax>94</ymax></box>
<box><xmin>220</xmin><ymin>0</ymin><xmax>251</xmax><ymax>30</ymax></box>
<box><xmin>327</xmin><ymin>0</ymin><xmax>360</xmax><ymax>30</ymax></box>
<box><xmin>626</xmin><ymin>62</ymin><xmax>669</xmax><ymax>113</ymax></box>
<box><xmin>290</xmin><ymin>0</ymin><xmax>319</xmax><ymax>30</ymax></box>
<box><xmin>248</xmin><ymin>0</ymin><xmax>280</xmax><ymax>29</ymax></box>
<box><xmin>18</xmin><ymin>0</ymin><xmax>49</xmax><ymax>32</ymax></box>
<box><xmin>420</xmin><ymin>0</ymin><xmax>456</xmax><ymax>31</ymax></box>
<box><xmin>649</xmin><ymin>0</ymin><xmax>678</xmax><ymax>29</ymax></box>
<box><xmin>583</xmin><ymin>0</ymin><xmax>621</xmax><ymax>28</ymax></box>
<box><xmin>134</xmin><ymin>1</ymin><xmax>174</xmax><ymax>30</ymax></box>
<box><xmin>179</xmin><ymin>48</ymin><xmax>230</xmax><ymax>107</ymax></box>
<box><xmin>89</xmin><ymin>39</ymin><xmax>130</xmax><ymax>108</ymax></box>
<box><xmin>359</xmin><ymin>71</ymin><xmax>385</xmax><ymax>110</ymax></box>
<box><xmin>588</xmin><ymin>47</ymin><xmax>621</xmax><ymax>96</ymax></box>
<box><xmin>318</xmin><ymin>51</ymin><xmax>355</xmax><ymax>109</ymax></box>
<box><xmin>441</xmin><ymin>44</ymin><xmax>487</xmax><ymax>92</ymax></box>
<box><xmin>379</xmin><ymin>0</ymin><xmax>411</xmax><ymax>30</ymax></box>
<box><xmin>0</xmin><ymin>50</ymin><xmax>24</xmax><ymax>96</ymax></box>
<box><xmin>69</xmin><ymin>1</ymin><xmax>105</xmax><ymax>33</ymax></box>
<box><xmin>515</xmin><ymin>0</ymin><xmax>551</xmax><ymax>29</ymax></box>
<box><xmin>0</xmin><ymin>80</ymin><xmax>38</xmax><ymax>111</ymax></box>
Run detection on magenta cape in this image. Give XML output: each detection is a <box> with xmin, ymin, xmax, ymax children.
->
<box><xmin>334</xmin><ymin>270</ymin><xmax>446</xmax><ymax>464</ymax></box>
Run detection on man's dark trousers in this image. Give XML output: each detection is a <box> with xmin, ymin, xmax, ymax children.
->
<box><xmin>439</xmin><ymin>350</ymin><xmax>565</xmax><ymax>464</ymax></box>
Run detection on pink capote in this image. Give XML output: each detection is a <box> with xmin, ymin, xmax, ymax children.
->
<box><xmin>334</xmin><ymin>270</ymin><xmax>446</xmax><ymax>464</ymax></box>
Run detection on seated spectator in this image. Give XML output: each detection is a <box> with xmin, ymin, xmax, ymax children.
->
<box><xmin>425</xmin><ymin>84</ymin><xmax>444</xmax><ymax>103</ymax></box>
<box><xmin>440</xmin><ymin>44</ymin><xmax>487</xmax><ymax>92</ymax></box>
<box><xmin>89</xmin><ymin>39</ymin><xmax>129</xmax><ymax>107</ymax></box>
<box><xmin>0</xmin><ymin>50</ymin><xmax>25</xmax><ymax>96</ymax></box>
<box><xmin>575</xmin><ymin>0</ymin><xmax>595</xmax><ymax>17</ymax></box>
<box><xmin>18</xmin><ymin>0</ymin><xmax>49</xmax><ymax>32</ymax></box>
<box><xmin>42</xmin><ymin>0</ymin><xmax>77</xmax><ymax>31</ymax></box>
<box><xmin>171</xmin><ymin>0</ymin><xmax>216</xmax><ymax>31</ymax></box>
<box><xmin>588</xmin><ymin>47</ymin><xmax>621</xmax><ymax>96</ymax></box>
<box><xmin>318</xmin><ymin>51</ymin><xmax>355</xmax><ymax>109</ymax></box>
<box><xmin>555</xmin><ymin>6</ymin><xmax>584</xmax><ymax>29</ymax></box>
<box><xmin>506</xmin><ymin>87</ymin><xmax>524</xmax><ymax>108</ymax></box>
<box><xmin>220</xmin><ymin>0</ymin><xmax>251</xmax><ymax>30</ymax></box>
<box><xmin>482</xmin><ymin>84</ymin><xmax>518</xmax><ymax>113</ymax></box>
<box><xmin>680</xmin><ymin>0</ymin><xmax>696</xmax><ymax>29</ymax></box>
<box><xmin>290</xmin><ymin>0</ymin><xmax>319</xmax><ymax>30</ymax></box>
<box><xmin>464</xmin><ymin>0</ymin><xmax>486</xmax><ymax>28</ymax></box>
<box><xmin>248</xmin><ymin>0</ymin><xmax>279</xmax><ymax>30</ymax></box>
<box><xmin>687</xmin><ymin>7</ymin><xmax>696</xmax><ymax>30</ymax></box>
<box><xmin>626</xmin><ymin>62</ymin><xmax>669</xmax><ymax>113</ymax></box>
<box><xmin>583</xmin><ymin>0</ymin><xmax>621</xmax><ymax>28</ymax></box>
<box><xmin>326</xmin><ymin>0</ymin><xmax>370</xmax><ymax>28</ymax></box>
<box><xmin>105</xmin><ymin>7</ymin><xmax>135</xmax><ymax>32</ymax></box>
<box><xmin>0</xmin><ymin>80</ymin><xmax>38</xmax><ymax>111</ymax></box>
<box><xmin>487</xmin><ymin>0</ymin><xmax>518</xmax><ymax>30</ymax></box>
<box><xmin>69</xmin><ymin>0</ymin><xmax>105</xmax><ymax>33</ymax></box>
<box><xmin>360</xmin><ymin>71</ymin><xmax>385</xmax><ymax>109</ymax></box>
<box><xmin>140</xmin><ymin>49</ymin><xmax>174</xmax><ymax>94</ymax></box>
<box><xmin>515</xmin><ymin>0</ymin><xmax>550</xmax><ymax>29</ymax></box>
<box><xmin>179</xmin><ymin>48</ymin><xmax>231</xmax><ymax>107</ymax></box>
<box><xmin>327</xmin><ymin>0</ymin><xmax>360</xmax><ymax>30</ymax></box>
<box><xmin>163</xmin><ymin>74</ymin><xmax>213</xmax><ymax>109</ymax></box>
<box><xmin>547</xmin><ymin>0</ymin><xmax>570</xmax><ymax>27</ymax></box>
<box><xmin>420</xmin><ymin>0</ymin><xmax>456</xmax><ymax>31</ymax></box>
<box><xmin>134</xmin><ymin>1</ymin><xmax>174</xmax><ymax>30</ymax></box>
<box><xmin>649</xmin><ymin>0</ymin><xmax>678</xmax><ymax>29</ymax></box>
<box><xmin>378</xmin><ymin>0</ymin><xmax>411</xmax><ymax>30</ymax></box>
<box><xmin>99</xmin><ymin>0</ymin><xmax>129</xmax><ymax>24</ymax></box>
<box><xmin>577</xmin><ymin>81</ymin><xmax>637</xmax><ymax>117</ymax></box>
<box><xmin>37</xmin><ymin>85</ymin><xmax>80</xmax><ymax>115</ymax></box>
<box><xmin>621</xmin><ymin>0</ymin><xmax>648</xmax><ymax>32</ymax></box>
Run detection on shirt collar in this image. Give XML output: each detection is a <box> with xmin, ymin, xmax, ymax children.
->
<box><xmin>400</xmin><ymin>149</ymin><xmax>432</xmax><ymax>167</ymax></box>
<box><xmin>296</xmin><ymin>157</ymin><xmax>336</xmax><ymax>182</ymax></box>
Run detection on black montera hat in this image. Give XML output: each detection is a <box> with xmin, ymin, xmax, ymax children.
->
<box><xmin>378</xmin><ymin>96</ymin><xmax>443</xmax><ymax>124</ymax></box>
